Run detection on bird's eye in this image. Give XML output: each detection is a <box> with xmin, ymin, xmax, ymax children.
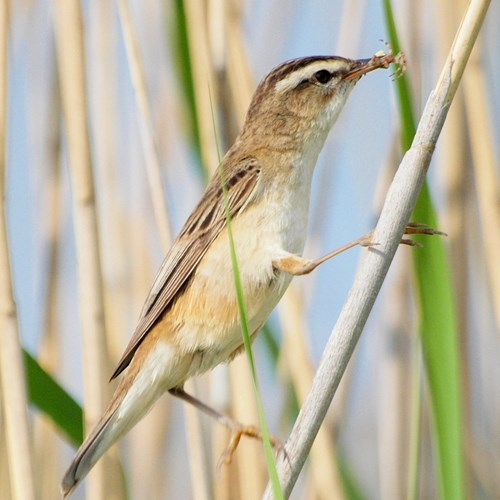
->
<box><xmin>314</xmin><ymin>70</ymin><xmax>332</xmax><ymax>84</ymax></box>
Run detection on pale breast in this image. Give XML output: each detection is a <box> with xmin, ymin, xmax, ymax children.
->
<box><xmin>169</xmin><ymin>165</ymin><xmax>314</xmax><ymax>377</ymax></box>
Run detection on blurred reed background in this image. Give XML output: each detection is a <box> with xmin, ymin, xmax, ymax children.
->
<box><xmin>0</xmin><ymin>0</ymin><xmax>498</xmax><ymax>499</ymax></box>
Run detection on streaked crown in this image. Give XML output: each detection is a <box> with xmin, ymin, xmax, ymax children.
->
<box><xmin>240</xmin><ymin>56</ymin><xmax>371</xmax><ymax>146</ymax></box>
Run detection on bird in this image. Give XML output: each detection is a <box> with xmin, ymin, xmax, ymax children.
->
<box><xmin>62</xmin><ymin>51</ymin><xmax>404</xmax><ymax>496</ymax></box>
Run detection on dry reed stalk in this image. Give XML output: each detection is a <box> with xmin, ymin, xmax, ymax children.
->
<box><xmin>83</xmin><ymin>2</ymin><xmax>131</xmax><ymax>497</ymax></box>
<box><xmin>35</xmin><ymin>80</ymin><xmax>62</xmax><ymax>500</ymax></box>
<box><xmin>467</xmin><ymin>438</ymin><xmax>500</xmax><ymax>498</ymax></box>
<box><xmin>229</xmin><ymin>357</ymin><xmax>267</xmax><ymax>500</ymax></box>
<box><xmin>211</xmin><ymin>365</ymin><xmax>232</xmax><ymax>500</ymax></box>
<box><xmin>335</xmin><ymin>0</ymin><xmax>366</xmax><ymax>55</ymax></box>
<box><xmin>0</xmin><ymin>2</ymin><xmax>36</xmax><ymax>499</ymax></box>
<box><xmin>212</xmin><ymin>426</ymin><xmax>232</xmax><ymax>500</ymax></box>
<box><xmin>461</xmin><ymin>42</ymin><xmax>500</xmax><ymax>494</ymax></box>
<box><xmin>412</xmin><ymin>364</ymin><xmax>435</xmax><ymax>498</ymax></box>
<box><xmin>263</xmin><ymin>0</ymin><xmax>492</xmax><ymax>496</ymax></box>
<box><xmin>53</xmin><ymin>1</ymin><xmax>114</xmax><ymax>497</ymax></box>
<box><xmin>372</xmin><ymin>136</ymin><xmax>413</xmax><ymax>500</ymax></box>
<box><xmin>116</xmin><ymin>0</ymin><xmax>172</xmax><ymax>248</ymax></box>
<box><xmin>87</xmin><ymin>0</ymin><xmax>126</xmax><ymax>363</ymax></box>
<box><xmin>184</xmin><ymin>0</ymin><xmax>220</xmax><ymax>175</ymax></box>
<box><xmin>279</xmin><ymin>287</ymin><xmax>345</xmax><ymax>500</ymax></box>
<box><xmin>325</xmin><ymin>359</ymin><xmax>353</xmax><ymax>436</ymax></box>
<box><xmin>377</xmin><ymin>260</ymin><xmax>412</xmax><ymax>500</ymax></box>
<box><xmin>208</xmin><ymin>0</ymin><xmax>225</xmax><ymax>69</ymax></box>
<box><xmin>0</xmin><ymin>1</ymin><xmax>36</xmax><ymax>497</ymax></box>
<box><xmin>184</xmin><ymin>379</ymin><xmax>211</xmax><ymax>500</ymax></box>
<box><xmin>462</xmin><ymin>40</ymin><xmax>500</xmax><ymax>332</ymax></box>
<box><xmin>0</xmin><ymin>425</ymin><xmax>12</xmax><ymax>499</ymax></box>
<box><xmin>225</xmin><ymin>0</ymin><xmax>254</xmax><ymax>127</ymax></box>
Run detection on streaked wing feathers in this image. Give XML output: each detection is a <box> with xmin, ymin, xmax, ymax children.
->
<box><xmin>110</xmin><ymin>159</ymin><xmax>261</xmax><ymax>379</ymax></box>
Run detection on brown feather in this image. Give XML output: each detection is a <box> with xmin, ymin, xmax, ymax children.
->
<box><xmin>110</xmin><ymin>158</ymin><xmax>261</xmax><ymax>379</ymax></box>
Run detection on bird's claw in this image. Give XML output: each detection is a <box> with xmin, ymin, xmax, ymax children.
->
<box><xmin>216</xmin><ymin>425</ymin><xmax>283</xmax><ymax>471</ymax></box>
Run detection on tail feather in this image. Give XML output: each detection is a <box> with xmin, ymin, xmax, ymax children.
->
<box><xmin>61</xmin><ymin>383</ymin><xmax>164</xmax><ymax>497</ymax></box>
<box><xmin>61</xmin><ymin>405</ymin><xmax>119</xmax><ymax>497</ymax></box>
<box><xmin>62</xmin><ymin>340</ymin><xmax>182</xmax><ymax>496</ymax></box>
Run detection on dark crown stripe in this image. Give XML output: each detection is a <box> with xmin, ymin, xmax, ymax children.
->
<box><xmin>245</xmin><ymin>55</ymin><xmax>347</xmax><ymax>120</ymax></box>
<box><xmin>266</xmin><ymin>55</ymin><xmax>342</xmax><ymax>83</ymax></box>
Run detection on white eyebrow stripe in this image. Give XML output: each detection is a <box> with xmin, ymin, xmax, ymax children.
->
<box><xmin>274</xmin><ymin>60</ymin><xmax>347</xmax><ymax>93</ymax></box>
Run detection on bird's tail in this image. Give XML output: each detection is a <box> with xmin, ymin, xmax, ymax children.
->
<box><xmin>61</xmin><ymin>360</ymin><xmax>169</xmax><ymax>497</ymax></box>
<box><xmin>61</xmin><ymin>403</ymin><xmax>118</xmax><ymax>498</ymax></box>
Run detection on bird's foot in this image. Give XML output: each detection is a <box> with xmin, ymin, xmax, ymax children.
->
<box><xmin>216</xmin><ymin>424</ymin><xmax>283</xmax><ymax>469</ymax></box>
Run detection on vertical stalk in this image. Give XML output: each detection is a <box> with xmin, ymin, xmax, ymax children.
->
<box><xmin>463</xmin><ymin>38</ymin><xmax>500</xmax><ymax>332</ymax></box>
<box><xmin>116</xmin><ymin>0</ymin><xmax>172</xmax><ymax>248</ymax></box>
<box><xmin>279</xmin><ymin>287</ymin><xmax>345</xmax><ymax>500</ymax></box>
<box><xmin>0</xmin><ymin>1</ymin><xmax>35</xmax><ymax>498</ymax></box>
<box><xmin>183</xmin><ymin>0</ymin><xmax>220</xmax><ymax>175</ymax></box>
<box><xmin>53</xmin><ymin>1</ymin><xmax>111</xmax><ymax>498</ymax></box>
<box><xmin>35</xmin><ymin>72</ymin><xmax>63</xmax><ymax>500</ymax></box>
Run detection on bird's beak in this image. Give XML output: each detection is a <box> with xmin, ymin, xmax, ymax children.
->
<box><xmin>343</xmin><ymin>54</ymin><xmax>394</xmax><ymax>81</ymax></box>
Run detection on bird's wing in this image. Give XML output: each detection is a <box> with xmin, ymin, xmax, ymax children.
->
<box><xmin>110</xmin><ymin>158</ymin><xmax>261</xmax><ymax>379</ymax></box>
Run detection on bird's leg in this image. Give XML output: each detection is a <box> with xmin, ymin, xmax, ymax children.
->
<box><xmin>168</xmin><ymin>387</ymin><xmax>282</xmax><ymax>466</ymax></box>
<box><xmin>273</xmin><ymin>222</ymin><xmax>445</xmax><ymax>276</ymax></box>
